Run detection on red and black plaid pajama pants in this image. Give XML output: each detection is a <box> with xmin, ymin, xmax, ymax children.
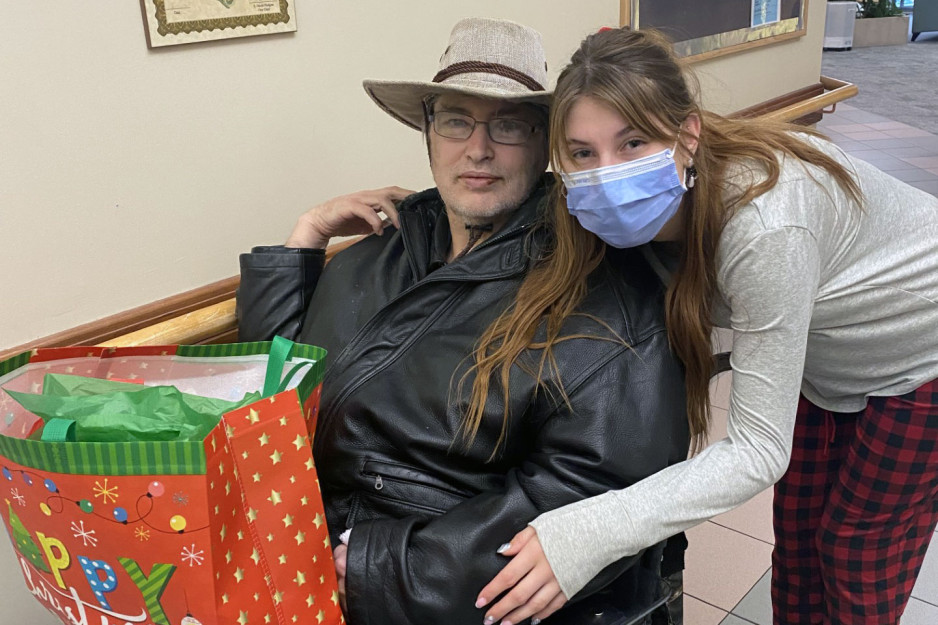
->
<box><xmin>772</xmin><ymin>378</ymin><xmax>938</xmax><ymax>625</ymax></box>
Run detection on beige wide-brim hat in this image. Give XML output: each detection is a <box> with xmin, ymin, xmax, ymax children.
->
<box><xmin>363</xmin><ymin>17</ymin><xmax>552</xmax><ymax>131</ymax></box>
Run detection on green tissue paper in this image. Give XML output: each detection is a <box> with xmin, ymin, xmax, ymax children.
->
<box><xmin>4</xmin><ymin>373</ymin><xmax>260</xmax><ymax>442</ymax></box>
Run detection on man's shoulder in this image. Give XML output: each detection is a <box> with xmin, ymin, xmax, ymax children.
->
<box><xmin>397</xmin><ymin>187</ymin><xmax>444</xmax><ymax>214</ymax></box>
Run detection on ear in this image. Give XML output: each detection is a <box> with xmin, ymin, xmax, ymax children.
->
<box><xmin>680</xmin><ymin>113</ymin><xmax>701</xmax><ymax>160</ymax></box>
<box><xmin>536</xmin><ymin>133</ymin><xmax>550</xmax><ymax>173</ymax></box>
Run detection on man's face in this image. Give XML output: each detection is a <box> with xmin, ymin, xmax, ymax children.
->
<box><xmin>428</xmin><ymin>94</ymin><xmax>548</xmax><ymax>226</ymax></box>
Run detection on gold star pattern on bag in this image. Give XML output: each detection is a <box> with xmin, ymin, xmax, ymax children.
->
<box><xmin>206</xmin><ymin>387</ymin><xmax>342</xmax><ymax>624</ymax></box>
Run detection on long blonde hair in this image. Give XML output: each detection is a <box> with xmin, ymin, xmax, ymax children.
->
<box><xmin>462</xmin><ymin>27</ymin><xmax>862</xmax><ymax>454</ymax></box>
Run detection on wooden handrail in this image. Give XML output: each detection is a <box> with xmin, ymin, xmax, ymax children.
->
<box><xmin>101</xmin><ymin>299</ymin><xmax>237</xmax><ymax>348</ymax></box>
<box><xmin>100</xmin><ymin>77</ymin><xmax>858</xmax><ymax>349</ymax></box>
<box><xmin>759</xmin><ymin>76</ymin><xmax>857</xmax><ymax>123</ymax></box>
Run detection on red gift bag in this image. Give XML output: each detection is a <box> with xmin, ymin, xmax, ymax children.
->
<box><xmin>0</xmin><ymin>340</ymin><xmax>343</xmax><ymax>625</ymax></box>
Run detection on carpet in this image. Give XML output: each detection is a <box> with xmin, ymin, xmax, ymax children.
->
<box><xmin>821</xmin><ymin>30</ymin><xmax>938</xmax><ymax>134</ymax></box>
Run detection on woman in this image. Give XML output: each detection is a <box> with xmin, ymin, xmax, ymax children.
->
<box><xmin>473</xmin><ymin>27</ymin><xmax>938</xmax><ymax>625</ymax></box>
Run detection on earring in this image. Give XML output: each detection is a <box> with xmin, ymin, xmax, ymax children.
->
<box><xmin>685</xmin><ymin>160</ymin><xmax>698</xmax><ymax>189</ymax></box>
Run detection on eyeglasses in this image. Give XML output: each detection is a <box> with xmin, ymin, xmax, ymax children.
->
<box><xmin>429</xmin><ymin>111</ymin><xmax>541</xmax><ymax>145</ymax></box>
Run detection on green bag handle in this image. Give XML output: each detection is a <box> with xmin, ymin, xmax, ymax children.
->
<box><xmin>40</xmin><ymin>418</ymin><xmax>77</xmax><ymax>443</ymax></box>
<box><xmin>262</xmin><ymin>336</ymin><xmax>312</xmax><ymax>398</ymax></box>
<box><xmin>277</xmin><ymin>362</ymin><xmax>314</xmax><ymax>394</ymax></box>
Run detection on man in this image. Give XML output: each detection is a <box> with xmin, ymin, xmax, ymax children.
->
<box><xmin>237</xmin><ymin>17</ymin><xmax>687</xmax><ymax>625</ymax></box>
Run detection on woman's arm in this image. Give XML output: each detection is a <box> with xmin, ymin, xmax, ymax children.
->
<box><xmin>479</xmin><ymin>224</ymin><xmax>822</xmax><ymax>623</ymax></box>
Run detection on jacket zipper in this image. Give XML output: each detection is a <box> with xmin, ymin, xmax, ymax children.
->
<box><xmin>360</xmin><ymin>459</ymin><xmax>472</xmax><ymax>499</ymax></box>
<box><xmin>320</xmin><ymin>226</ymin><xmax>533</xmax><ymax>421</ymax></box>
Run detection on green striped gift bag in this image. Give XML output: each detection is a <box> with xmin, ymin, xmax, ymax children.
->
<box><xmin>0</xmin><ymin>340</ymin><xmax>343</xmax><ymax>625</ymax></box>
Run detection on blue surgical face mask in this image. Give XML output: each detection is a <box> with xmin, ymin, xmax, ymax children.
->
<box><xmin>560</xmin><ymin>145</ymin><xmax>686</xmax><ymax>248</ymax></box>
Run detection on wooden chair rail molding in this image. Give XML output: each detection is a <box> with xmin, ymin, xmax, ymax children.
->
<box><xmin>3</xmin><ymin>77</ymin><xmax>857</xmax><ymax>357</ymax></box>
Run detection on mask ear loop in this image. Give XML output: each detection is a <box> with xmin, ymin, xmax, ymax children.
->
<box><xmin>671</xmin><ymin>132</ymin><xmax>681</xmax><ymax>158</ymax></box>
<box><xmin>556</xmin><ymin>168</ymin><xmax>569</xmax><ymax>199</ymax></box>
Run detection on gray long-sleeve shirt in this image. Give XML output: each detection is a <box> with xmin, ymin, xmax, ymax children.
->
<box><xmin>531</xmin><ymin>135</ymin><xmax>938</xmax><ymax>598</ymax></box>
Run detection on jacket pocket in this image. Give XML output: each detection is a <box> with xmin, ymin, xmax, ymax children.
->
<box><xmin>358</xmin><ymin>458</ymin><xmax>472</xmax><ymax>516</ymax></box>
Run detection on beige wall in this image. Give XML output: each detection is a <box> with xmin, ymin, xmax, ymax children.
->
<box><xmin>0</xmin><ymin>2</ymin><xmax>825</xmax><ymax>620</ymax></box>
<box><xmin>694</xmin><ymin>0</ymin><xmax>827</xmax><ymax>114</ymax></box>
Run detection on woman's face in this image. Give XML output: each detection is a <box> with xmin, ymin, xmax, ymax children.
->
<box><xmin>559</xmin><ymin>94</ymin><xmax>698</xmax><ymax>243</ymax></box>
<box><xmin>560</xmin><ymin>95</ymin><xmax>673</xmax><ymax>172</ymax></box>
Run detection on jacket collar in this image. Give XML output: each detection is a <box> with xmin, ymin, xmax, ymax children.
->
<box><xmin>398</xmin><ymin>173</ymin><xmax>553</xmax><ymax>281</ymax></box>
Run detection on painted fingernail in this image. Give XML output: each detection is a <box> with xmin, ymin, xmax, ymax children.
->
<box><xmin>483</xmin><ymin>616</ymin><xmax>495</xmax><ymax>624</ymax></box>
<box><xmin>476</xmin><ymin>597</ymin><xmax>488</xmax><ymax>609</ymax></box>
<box><xmin>532</xmin><ymin>619</ymin><xmax>541</xmax><ymax>625</ymax></box>
<box><xmin>496</xmin><ymin>543</ymin><xmax>511</xmax><ymax>554</ymax></box>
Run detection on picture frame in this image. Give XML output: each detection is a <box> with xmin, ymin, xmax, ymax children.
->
<box><xmin>140</xmin><ymin>0</ymin><xmax>297</xmax><ymax>48</ymax></box>
<box><xmin>620</xmin><ymin>0</ymin><xmax>808</xmax><ymax>62</ymax></box>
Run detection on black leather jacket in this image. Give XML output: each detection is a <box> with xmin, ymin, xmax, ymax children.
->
<box><xmin>237</xmin><ymin>177</ymin><xmax>688</xmax><ymax>625</ymax></box>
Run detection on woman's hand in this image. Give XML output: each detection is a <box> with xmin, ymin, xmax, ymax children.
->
<box><xmin>285</xmin><ymin>186</ymin><xmax>416</xmax><ymax>249</ymax></box>
<box><xmin>476</xmin><ymin>527</ymin><xmax>568</xmax><ymax>624</ymax></box>
<box><xmin>333</xmin><ymin>544</ymin><xmax>348</xmax><ymax>613</ymax></box>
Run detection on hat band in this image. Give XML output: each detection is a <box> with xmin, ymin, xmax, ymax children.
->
<box><xmin>432</xmin><ymin>61</ymin><xmax>545</xmax><ymax>92</ymax></box>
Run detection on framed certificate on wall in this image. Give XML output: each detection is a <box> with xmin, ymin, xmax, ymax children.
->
<box><xmin>621</xmin><ymin>0</ymin><xmax>808</xmax><ymax>62</ymax></box>
<box><xmin>140</xmin><ymin>0</ymin><xmax>296</xmax><ymax>48</ymax></box>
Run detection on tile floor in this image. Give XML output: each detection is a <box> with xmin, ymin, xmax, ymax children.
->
<box><xmin>683</xmin><ymin>104</ymin><xmax>938</xmax><ymax>623</ymax></box>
